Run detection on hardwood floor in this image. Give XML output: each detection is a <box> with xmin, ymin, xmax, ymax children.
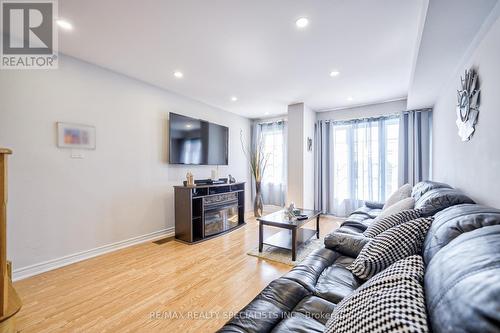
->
<box><xmin>13</xmin><ymin>215</ymin><xmax>341</xmax><ymax>333</ymax></box>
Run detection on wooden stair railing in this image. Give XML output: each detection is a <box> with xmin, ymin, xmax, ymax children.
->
<box><xmin>0</xmin><ymin>149</ymin><xmax>21</xmax><ymax>333</ymax></box>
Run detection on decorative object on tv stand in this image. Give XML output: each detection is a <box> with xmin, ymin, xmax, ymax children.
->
<box><xmin>57</xmin><ymin>122</ymin><xmax>96</xmax><ymax>149</ymax></box>
<box><xmin>229</xmin><ymin>174</ymin><xmax>236</xmax><ymax>183</ymax></box>
<box><xmin>456</xmin><ymin>69</ymin><xmax>480</xmax><ymax>142</ymax></box>
<box><xmin>185</xmin><ymin>172</ymin><xmax>194</xmax><ymax>187</ymax></box>
<box><xmin>240</xmin><ymin>130</ymin><xmax>269</xmax><ymax>217</ymax></box>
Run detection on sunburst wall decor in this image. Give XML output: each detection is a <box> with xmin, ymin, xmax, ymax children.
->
<box><xmin>456</xmin><ymin>69</ymin><xmax>480</xmax><ymax>141</ymax></box>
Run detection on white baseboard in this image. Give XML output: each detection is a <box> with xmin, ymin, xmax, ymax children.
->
<box><xmin>13</xmin><ymin>227</ymin><xmax>175</xmax><ymax>282</ymax></box>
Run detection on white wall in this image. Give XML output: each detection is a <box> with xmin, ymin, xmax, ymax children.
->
<box><xmin>316</xmin><ymin>99</ymin><xmax>407</xmax><ymax>121</ymax></box>
<box><xmin>0</xmin><ymin>55</ymin><xmax>252</xmax><ymax>276</ymax></box>
<box><xmin>433</xmin><ymin>14</ymin><xmax>500</xmax><ymax>208</ymax></box>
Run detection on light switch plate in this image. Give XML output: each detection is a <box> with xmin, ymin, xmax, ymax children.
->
<box><xmin>71</xmin><ymin>150</ymin><xmax>85</xmax><ymax>159</ymax></box>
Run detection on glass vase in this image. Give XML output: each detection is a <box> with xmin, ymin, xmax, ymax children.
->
<box><xmin>254</xmin><ymin>181</ymin><xmax>264</xmax><ymax>217</ymax></box>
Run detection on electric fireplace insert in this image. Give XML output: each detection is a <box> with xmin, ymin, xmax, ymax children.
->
<box><xmin>203</xmin><ymin>193</ymin><xmax>239</xmax><ymax>236</ymax></box>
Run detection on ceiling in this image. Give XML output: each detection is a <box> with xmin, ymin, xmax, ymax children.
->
<box><xmin>57</xmin><ymin>0</ymin><xmax>425</xmax><ymax>118</ymax></box>
<box><xmin>407</xmin><ymin>0</ymin><xmax>499</xmax><ymax>110</ymax></box>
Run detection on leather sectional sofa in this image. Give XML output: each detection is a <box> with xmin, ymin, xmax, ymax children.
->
<box><xmin>217</xmin><ymin>181</ymin><xmax>500</xmax><ymax>333</ymax></box>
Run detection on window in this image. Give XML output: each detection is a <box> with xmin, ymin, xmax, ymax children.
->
<box><xmin>262</xmin><ymin>126</ymin><xmax>285</xmax><ymax>186</ymax></box>
<box><xmin>258</xmin><ymin>121</ymin><xmax>287</xmax><ymax>206</ymax></box>
<box><xmin>317</xmin><ymin>116</ymin><xmax>399</xmax><ymax>216</ymax></box>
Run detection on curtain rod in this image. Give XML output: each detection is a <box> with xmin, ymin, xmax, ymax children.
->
<box><xmin>320</xmin><ymin>108</ymin><xmax>432</xmax><ymax>124</ymax></box>
<box><xmin>321</xmin><ymin>113</ymin><xmax>400</xmax><ymax>124</ymax></box>
<box><xmin>257</xmin><ymin>119</ymin><xmax>286</xmax><ymax>125</ymax></box>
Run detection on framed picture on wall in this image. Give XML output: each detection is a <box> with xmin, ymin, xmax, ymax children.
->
<box><xmin>57</xmin><ymin>122</ymin><xmax>96</xmax><ymax>149</ymax></box>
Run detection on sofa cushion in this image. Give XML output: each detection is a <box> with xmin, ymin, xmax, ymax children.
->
<box><xmin>375</xmin><ymin>197</ymin><xmax>415</xmax><ymax>221</ymax></box>
<box><xmin>258</xmin><ymin>278</ymin><xmax>310</xmax><ymax>309</ymax></box>
<box><xmin>283</xmin><ymin>248</ymin><xmax>338</xmax><ymax>292</ymax></box>
<box><xmin>411</xmin><ymin>180</ymin><xmax>452</xmax><ymax>202</ymax></box>
<box><xmin>336</xmin><ymin>225</ymin><xmax>366</xmax><ymax>235</ymax></box>
<box><xmin>363</xmin><ymin>209</ymin><xmax>421</xmax><ymax>238</ymax></box>
<box><xmin>423</xmin><ymin>204</ymin><xmax>500</xmax><ymax>264</ymax></box>
<box><xmin>383</xmin><ymin>183</ymin><xmax>412</xmax><ymax>209</ymax></box>
<box><xmin>217</xmin><ymin>299</ymin><xmax>283</xmax><ymax>333</ymax></box>
<box><xmin>425</xmin><ymin>225</ymin><xmax>500</xmax><ymax>333</ymax></box>
<box><xmin>218</xmin><ymin>278</ymin><xmax>310</xmax><ymax>333</ymax></box>
<box><xmin>341</xmin><ymin>213</ymin><xmax>374</xmax><ymax>231</ymax></box>
<box><xmin>350</xmin><ymin>205</ymin><xmax>382</xmax><ymax>219</ymax></box>
<box><xmin>326</xmin><ymin>255</ymin><xmax>428</xmax><ymax>333</ymax></box>
<box><xmin>364</xmin><ymin>201</ymin><xmax>384</xmax><ymax>210</ymax></box>
<box><xmin>324</xmin><ymin>232</ymin><xmax>371</xmax><ymax>257</ymax></box>
<box><xmin>415</xmin><ymin>188</ymin><xmax>475</xmax><ymax>217</ymax></box>
<box><xmin>314</xmin><ymin>256</ymin><xmax>360</xmax><ymax>304</ymax></box>
<box><xmin>340</xmin><ymin>221</ymin><xmax>372</xmax><ymax>234</ymax></box>
<box><xmin>292</xmin><ymin>295</ymin><xmax>336</xmax><ymax>325</ymax></box>
<box><xmin>270</xmin><ymin>313</ymin><xmax>324</xmax><ymax>333</ymax></box>
<box><xmin>348</xmin><ymin>217</ymin><xmax>433</xmax><ymax>280</ymax></box>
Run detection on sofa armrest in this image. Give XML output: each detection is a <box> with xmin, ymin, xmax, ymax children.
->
<box><xmin>324</xmin><ymin>232</ymin><xmax>371</xmax><ymax>258</ymax></box>
<box><xmin>364</xmin><ymin>200</ymin><xmax>385</xmax><ymax>209</ymax></box>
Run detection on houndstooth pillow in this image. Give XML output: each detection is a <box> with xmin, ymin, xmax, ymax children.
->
<box><xmin>363</xmin><ymin>209</ymin><xmax>421</xmax><ymax>238</ymax></box>
<box><xmin>348</xmin><ymin>217</ymin><xmax>433</xmax><ymax>280</ymax></box>
<box><xmin>324</xmin><ymin>255</ymin><xmax>428</xmax><ymax>333</ymax></box>
<box><xmin>365</xmin><ymin>255</ymin><xmax>425</xmax><ymax>285</ymax></box>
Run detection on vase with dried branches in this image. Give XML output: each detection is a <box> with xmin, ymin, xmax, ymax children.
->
<box><xmin>241</xmin><ymin>130</ymin><xmax>269</xmax><ymax>217</ymax></box>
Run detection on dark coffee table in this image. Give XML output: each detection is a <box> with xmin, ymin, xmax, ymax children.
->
<box><xmin>258</xmin><ymin>209</ymin><xmax>321</xmax><ymax>261</ymax></box>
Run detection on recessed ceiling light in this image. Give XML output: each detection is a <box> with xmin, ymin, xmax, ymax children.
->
<box><xmin>231</xmin><ymin>96</ymin><xmax>238</xmax><ymax>102</ymax></box>
<box><xmin>264</xmin><ymin>112</ymin><xmax>270</xmax><ymax>115</ymax></box>
<box><xmin>174</xmin><ymin>71</ymin><xmax>183</xmax><ymax>78</ymax></box>
<box><xmin>295</xmin><ymin>17</ymin><xmax>309</xmax><ymax>28</ymax></box>
<box><xmin>330</xmin><ymin>70</ymin><xmax>340</xmax><ymax>77</ymax></box>
<box><xmin>186</xmin><ymin>124</ymin><xmax>192</xmax><ymax>128</ymax></box>
<box><xmin>56</xmin><ymin>19</ymin><xmax>73</xmax><ymax>30</ymax></box>
<box><xmin>347</xmin><ymin>96</ymin><xmax>354</xmax><ymax>101</ymax></box>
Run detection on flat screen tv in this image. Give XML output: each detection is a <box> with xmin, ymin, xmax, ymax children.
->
<box><xmin>169</xmin><ymin>113</ymin><xmax>229</xmax><ymax>165</ymax></box>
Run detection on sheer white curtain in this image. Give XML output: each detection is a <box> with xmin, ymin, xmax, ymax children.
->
<box><xmin>315</xmin><ymin>116</ymin><xmax>399</xmax><ymax>216</ymax></box>
<box><xmin>254</xmin><ymin>121</ymin><xmax>287</xmax><ymax>207</ymax></box>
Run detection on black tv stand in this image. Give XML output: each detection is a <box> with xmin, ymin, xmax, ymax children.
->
<box><xmin>174</xmin><ymin>182</ymin><xmax>245</xmax><ymax>243</ymax></box>
<box><xmin>189</xmin><ymin>178</ymin><xmax>228</xmax><ymax>186</ymax></box>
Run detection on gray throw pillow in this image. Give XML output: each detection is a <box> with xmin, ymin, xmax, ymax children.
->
<box><xmin>363</xmin><ymin>209</ymin><xmax>421</xmax><ymax>238</ymax></box>
<box><xmin>383</xmin><ymin>183</ymin><xmax>412</xmax><ymax>209</ymax></box>
<box><xmin>324</xmin><ymin>232</ymin><xmax>371</xmax><ymax>257</ymax></box>
<box><xmin>376</xmin><ymin>197</ymin><xmax>415</xmax><ymax>221</ymax></box>
<box><xmin>325</xmin><ymin>255</ymin><xmax>429</xmax><ymax>333</ymax></box>
<box><xmin>348</xmin><ymin>217</ymin><xmax>433</xmax><ymax>280</ymax></box>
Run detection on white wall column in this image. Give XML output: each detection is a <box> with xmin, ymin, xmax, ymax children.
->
<box><xmin>287</xmin><ymin>103</ymin><xmax>315</xmax><ymax>209</ymax></box>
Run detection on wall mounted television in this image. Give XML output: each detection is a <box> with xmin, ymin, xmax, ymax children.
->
<box><xmin>168</xmin><ymin>112</ymin><xmax>229</xmax><ymax>165</ymax></box>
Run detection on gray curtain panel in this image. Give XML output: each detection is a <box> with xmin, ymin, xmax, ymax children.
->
<box><xmin>314</xmin><ymin>120</ymin><xmax>329</xmax><ymax>214</ymax></box>
<box><xmin>398</xmin><ymin>109</ymin><xmax>433</xmax><ymax>187</ymax></box>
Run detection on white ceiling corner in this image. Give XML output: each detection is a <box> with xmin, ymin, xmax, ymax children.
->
<box><xmin>407</xmin><ymin>0</ymin><xmax>499</xmax><ymax>110</ymax></box>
